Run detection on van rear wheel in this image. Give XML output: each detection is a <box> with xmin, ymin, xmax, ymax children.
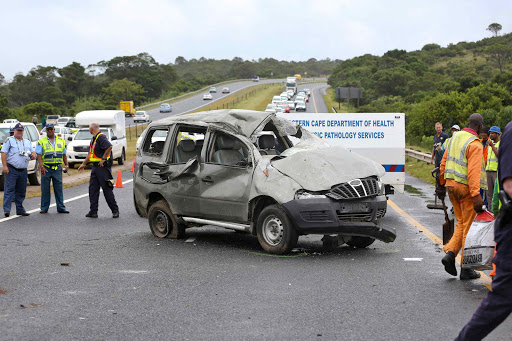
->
<box><xmin>147</xmin><ymin>200</ymin><xmax>185</xmax><ymax>239</ymax></box>
<box><xmin>256</xmin><ymin>205</ymin><xmax>298</xmax><ymax>254</ymax></box>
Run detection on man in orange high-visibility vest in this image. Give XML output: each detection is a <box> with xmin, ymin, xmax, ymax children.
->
<box><xmin>78</xmin><ymin>122</ymin><xmax>119</xmax><ymax>218</ymax></box>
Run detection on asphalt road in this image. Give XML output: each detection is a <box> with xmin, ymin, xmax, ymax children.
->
<box><xmin>1</xmin><ymin>91</ymin><xmax>511</xmax><ymax>340</ymax></box>
<box><xmin>1</xmin><ymin>176</ymin><xmax>511</xmax><ymax>340</ymax></box>
<box><xmin>125</xmin><ymin>79</ymin><xmax>322</xmax><ymax>126</ymax></box>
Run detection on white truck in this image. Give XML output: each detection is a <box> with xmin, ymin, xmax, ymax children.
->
<box><xmin>286</xmin><ymin>77</ymin><xmax>297</xmax><ymax>95</ymax></box>
<box><xmin>66</xmin><ymin>110</ymin><xmax>127</xmax><ymax>168</ymax></box>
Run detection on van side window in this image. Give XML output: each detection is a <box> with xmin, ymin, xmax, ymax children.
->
<box><xmin>171</xmin><ymin>126</ymin><xmax>206</xmax><ymax>164</ymax></box>
<box><xmin>209</xmin><ymin>132</ymin><xmax>249</xmax><ymax>166</ymax></box>
<box><xmin>142</xmin><ymin>129</ymin><xmax>168</xmax><ymax>156</ymax></box>
<box><xmin>26</xmin><ymin>126</ymin><xmax>39</xmax><ymax>142</ymax></box>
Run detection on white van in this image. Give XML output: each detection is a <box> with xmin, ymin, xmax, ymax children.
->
<box><xmin>66</xmin><ymin>110</ymin><xmax>127</xmax><ymax>168</ymax></box>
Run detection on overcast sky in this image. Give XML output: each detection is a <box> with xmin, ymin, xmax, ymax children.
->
<box><xmin>1</xmin><ymin>0</ymin><xmax>511</xmax><ymax>80</ymax></box>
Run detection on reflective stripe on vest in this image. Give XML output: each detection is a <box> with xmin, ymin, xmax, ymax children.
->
<box><xmin>486</xmin><ymin>140</ymin><xmax>500</xmax><ymax>171</ymax></box>
<box><xmin>444</xmin><ymin>130</ymin><xmax>487</xmax><ymax>189</ymax></box>
<box><xmin>39</xmin><ymin>136</ymin><xmax>65</xmax><ymax>166</ymax></box>
<box><xmin>89</xmin><ymin>133</ymin><xmax>110</xmax><ymax>162</ymax></box>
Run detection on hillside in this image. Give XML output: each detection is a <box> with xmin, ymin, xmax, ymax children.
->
<box><xmin>328</xmin><ymin>27</ymin><xmax>512</xmax><ymax>147</ymax></box>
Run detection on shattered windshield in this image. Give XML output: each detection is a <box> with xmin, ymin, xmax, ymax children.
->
<box><xmin>251</xmin><ymin>115</ymin><xmax>329</xmax><ymax>157</ymax></box>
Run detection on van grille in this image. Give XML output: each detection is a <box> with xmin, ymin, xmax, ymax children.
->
<box><xmin>300</xmin><ymin>211</ymin><xmax>330</xmax><ymax>222</ymax></box>
<box><xmin>74</xmin><ymin>146</ymin><xmax>89</xmax><ymax>153</ymax></box>
<box><xmin>326</xmin><ymin>178</ymin><xmax>379</xmax><ymax>200</ymax></box>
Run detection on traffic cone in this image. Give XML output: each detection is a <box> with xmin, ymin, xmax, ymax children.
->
<box><xmin>131</xmin><ymin>159</ymin><xmax>135</xmax><ymax>172</ymax></box>
<box><xmin>114</xmin><ymin>171</ymin><xmax>123</xmax><ymax>188</ymax></box>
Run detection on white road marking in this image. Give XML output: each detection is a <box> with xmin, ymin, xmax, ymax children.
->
<box><xmin>185</xmin><ymin>237</ymin><xmax>196</xmax><ymax>243</ymax></box>
<box><xmin>0</xmin><ymin>178</ymin><xmax>133</xmax><ymax>224</ymax></box>
<box><xmin>403</xmin><ymin>258</ymin><xmax>423</xmax><ymax>261</ymax></box>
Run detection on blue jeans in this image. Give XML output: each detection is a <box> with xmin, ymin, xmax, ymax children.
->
<box><xmin>3</xmin><ymin>166</ymin><xmax>28</xmax><ymax>214</ymax></box>
<box><xmin>41</xmin><ymin>165</ymin><xmax>65</xmax><ymax>211</ymax></box>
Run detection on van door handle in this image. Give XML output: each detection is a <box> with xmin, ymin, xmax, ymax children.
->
<box><xmin>201</xmin><ymin>176</ymin><xmax>214</xmax><ymax>183</ymax></box>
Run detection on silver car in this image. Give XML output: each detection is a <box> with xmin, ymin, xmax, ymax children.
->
<box><xmin>133</xmin><ymin>110</ymin><xmax>394</xmax><ymax>254</ymax></box>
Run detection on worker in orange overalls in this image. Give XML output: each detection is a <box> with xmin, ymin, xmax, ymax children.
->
<box><xmin>437</xmin><ymin>113</ymin><xmax>486</xmax><ymax>280</ymax></box>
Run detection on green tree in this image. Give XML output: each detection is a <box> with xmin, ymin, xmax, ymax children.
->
<box><xmin>70</xmin><ymin>96</ymin><xmax>106</xmax><ymax>114</ymax></box>
<box><xmin>484</xmin><ymin>44</ymin><xmax>512</xmax><ymax>74</ymax></box>
<box><xmin>57</xmin><ymin>62</ymin><xmax>86</xmax><ymax>104</ymax></box>
<box><xmin>0</xmin><ymin>94</ymin><xmax>10</xmax><ymax>121</ymax></box>
<box><xmin>23</xmin><ymin>102</ymin><xmax>59</xmax><ymax>120</ymax></box>
<box><xmin>487</xmin><ymin>23</ymin><xmax>502</xmax><ymax>37</ymax></box>
<box><xmin>102</xmin><ymin>78</ymin><xmax>145</xmax><ymax>107</ymax></box>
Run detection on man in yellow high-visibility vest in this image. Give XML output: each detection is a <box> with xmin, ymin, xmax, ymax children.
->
<box><xmin>486</xmin><ymin>126</ymin><xmax>501</xmax><ymax>211</ymax></box>
<box><xmin>36</xmin><ymin>124</ymin><xmax>69</xmax><ymax>214</ymax></box>
<box><xmin>439</xmin><ymin>113</ymin><xmax>486</xmax><ymax>280</ymax></box>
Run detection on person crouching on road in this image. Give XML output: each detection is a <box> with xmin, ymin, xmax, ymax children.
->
<box><xmin>36</xmin><ymin>124</ymin><xmax>69</xmax><ymax>214</ymax></box>
<box><xmin>77</xmin><ymin>122</ymin><xmax>119</xmax><ymax>218</ymax></box>
<box><xmin>486</xmin><ymin>126</ymin><xmax>501</xmax><ymax>212</ymax></box>
<box><xmin>1</xmin><ymin>123</ymin><xmax>36</xmax><ymax>217</ymax></box>
<box><xmin>438</xmin><ymin>113</ymin><xmax>487</xmax><ymax>280</ymax></box>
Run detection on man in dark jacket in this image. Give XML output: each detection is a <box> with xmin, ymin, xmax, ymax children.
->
<box><xmin>455</xmin><ymin>121</ymin><xmax>512</xmax><ymax>340</ymax></box>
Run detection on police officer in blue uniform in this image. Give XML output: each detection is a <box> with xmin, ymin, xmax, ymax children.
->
<box><xmin>455</xmin><ymin>121</ymin><xmax>512</xmax><ymax>340</ymax></box>
<box><xmin>77</xmin><ymin>122</ymin><xmax>119</xmax><ymax>218</ymax></box>
<box><xmin>1</xmin><ymin>123</ymin><xmax>36</xmax><ymax>217</ymax></box>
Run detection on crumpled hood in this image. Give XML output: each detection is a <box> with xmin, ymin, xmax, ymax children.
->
<box><xmin>271</xmin><ymin>146</ymin><xmax>385</xmax><ymax>191</ymax></box>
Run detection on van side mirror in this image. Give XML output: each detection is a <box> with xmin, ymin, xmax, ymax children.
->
<box><xmin>67</xmin><ymin>137</ymin><xmax>73</xmax><ymax>141</ymax></box>
<box><xmin>111</xmin><ymin>136</ymin><xmax>117</xmax><ymax>141</ymax></box>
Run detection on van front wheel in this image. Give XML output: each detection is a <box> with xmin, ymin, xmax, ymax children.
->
<box><xmin>256</xmin><ymin>205</ymin><xmax>298</xmax><ymax>254</ymax></box>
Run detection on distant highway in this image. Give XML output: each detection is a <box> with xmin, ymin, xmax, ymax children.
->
<box><xmin>126</xmin><ymin>79</ymin><xmax>329</xmax><ymax>126</ymax></box>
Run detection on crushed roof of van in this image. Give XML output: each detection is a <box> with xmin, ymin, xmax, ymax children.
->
<box><xmin>152</xmin><ymin>109</ymin><xmax>274</xmax><ymax>137</ymax></box>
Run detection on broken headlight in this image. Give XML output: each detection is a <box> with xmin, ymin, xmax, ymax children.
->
<box><xmin>295</xmin><ymin>190</ymin><xmax>327</xmax><ymax>200</ymax></box>
<box><xmin>377</xmin><ymin>180</ymin><xmax>385</xmax><ymax>195</ymax></box>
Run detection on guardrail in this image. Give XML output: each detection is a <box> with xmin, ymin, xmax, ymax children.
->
<box><xmin>405</xmin><ymin>148</ymin><xmax>431</xmax><ymax>163</ymax></box>
<box><xmin>332</xmin><ymin>107</ymin><xmax>337</xmax><ymax>113</ymax></box>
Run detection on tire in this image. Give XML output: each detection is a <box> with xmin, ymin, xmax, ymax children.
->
<box><xmin>346</xmin><ymin>236</ymin><xmax>375</xmax><ymax>248</ymax></box>
<box><xmin>69</xmin><ymin>163</ymin><xmax>76</xmax><ymax>169</ymax></box>
<box><xmin>28</xmin><ymin>161</ymin><xmax>41</xmax><ymax>186</ymax></box>
<box><xmin>118</xmin><ymin>148</ymin><xmax>125</xmax><ymax>165</ymax></box>
<box><xmin>256</xmin><ymin>205</ymin><xmax>298</xmax><ymax>254</ymax></box>
<box><xmin>147</xmin><ymin>200</ymin><xmax>185</xmax><ymax>239</ymax></box>
<box><xmin>0</xmin><ymin>174</ymin><xmax>4</xmax><ymax>191</ymax></box>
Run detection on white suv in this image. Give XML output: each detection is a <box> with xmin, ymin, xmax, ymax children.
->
<box><xmin>0</xmin><ymin>122</ymin><xmax>41</xmax><ymax>190</ymax></box>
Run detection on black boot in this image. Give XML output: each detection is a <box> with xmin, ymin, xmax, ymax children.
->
<box><xmin>442</xmin><ymin>251</ymin><xmax>457</xmax><ymax>276</ymax></box>
<box><xmin>460</xmin><ymin>269</ymin><xmax>481</xmax><ymax>280</ymax></box>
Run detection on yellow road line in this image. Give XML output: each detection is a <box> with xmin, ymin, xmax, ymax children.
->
<box><xmin>388</xmin><ymin>199</ymin><xmax>492</xmax><ymax>290</ymax></box>
<box><xmin>311</xmin><ymin>88</ymin><xmax>318</xmax><ymax>113</ymax></box>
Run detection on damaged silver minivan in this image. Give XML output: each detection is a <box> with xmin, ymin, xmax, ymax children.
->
<box><xmin>133</xmin><ymin>110</ymin><xmax>396</xmax><ymax>254</ymax></box>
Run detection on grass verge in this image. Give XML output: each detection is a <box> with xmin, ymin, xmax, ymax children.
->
<box><xmin>405</xmin><ymin>156</ymin><xmax>435</xmax><ymax>185</ymax></box>
<box><xmin>322</xmin><ymin>87</ymin><xmax>348</xmax><ymax>113</ymax></box>
<box><xmin>192</xmin><ymin>83</ymin><xmax>284</xmax><ymax>112</ymax></box>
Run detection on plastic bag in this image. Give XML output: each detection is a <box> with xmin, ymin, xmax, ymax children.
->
<box><xmin>462</xmin><ymin>211</ymin><xmax>495</xmax><ymax>271</ymax></box>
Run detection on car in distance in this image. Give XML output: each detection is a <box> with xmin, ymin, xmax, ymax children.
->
<box><xmin>203</xmin><ymin>93</ymin><xmax>213</xmax><ymax>100</ymax></box>
<box><xmin>222</xmin><ymin>87</ymin><xmax>230</xmax><ymax>94</ymax></box>
<box><xmin>46</xmin><ymin>115</ymin><xmax>61</xmax><ymax>125</ymax></box>
<box><xmin>133</xmin><ymin>110</ymin><xmax>394</xmax><ymax>255</ymax></box>
<box><xmin>134</xmin><ymin>111</ymin><xmax>150</xmax><ymax>123</ymax></box>
<box><xmin>210</xmin><ymin>87</ymin><xmax>217</xmax><ymax>93</ymax></box>
<box><xmin>3</xmin><ymin>119</ymin><xmax>19</xmax><ymax>124</ymax></box>
<box><xmin>40</xmin><ymin>126</ymin><xmax>73</xmax><ymax>146</ymax></box>
<box><xmin>160</xmin><ymin>103</ymin><xmax>172</xmax><ymax>113</ymax></box>
<box><xmin>296</xmin><ymin>101</ymin><xmax>307</xmax><ymax>112</ymax></box>
<box><xmin>57</xmin><ymin>117</ymin><xmax>72</xmax><ymax>126</ymax></box>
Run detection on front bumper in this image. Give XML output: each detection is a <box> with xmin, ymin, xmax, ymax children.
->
<box><xmin>282</xmin><ymin>195</ymin><xmax>395</xmax><ymax>243</ymax></box>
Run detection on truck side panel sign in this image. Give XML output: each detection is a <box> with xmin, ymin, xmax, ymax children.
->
<box><xmin>277</xmin><ymin>113</ymin><xmax>405</xmax><ymax>193</ymax></box>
